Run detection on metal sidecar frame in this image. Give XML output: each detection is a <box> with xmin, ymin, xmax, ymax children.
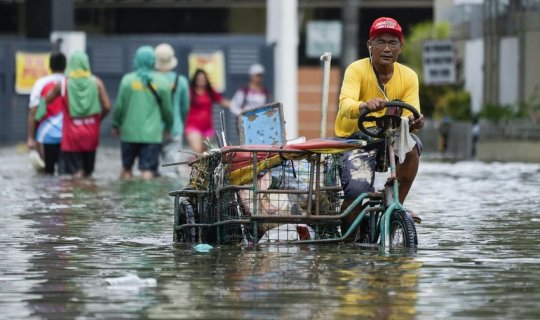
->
<box><xmin>169</xmin><ymin>138</ymin><xmax>378</xmax><ymax>245</ymax></box>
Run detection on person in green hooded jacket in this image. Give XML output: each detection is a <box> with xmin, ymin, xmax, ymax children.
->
<box><xmin>45</xmin><ymin>51</ymin><xmax>111</xmax><ymax>178</ymax></box>
<box><xmin>112</xmin><ymin>46</ymin><xmax>173</xmax><ymax>180</ymax></box>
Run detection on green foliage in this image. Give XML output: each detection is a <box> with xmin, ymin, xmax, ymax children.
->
<box><xmin>522</xmin><ymin>86</ymin><xmax>540</xmax><ymax>122</ymax></box>
<box><xmin>478</xmin><ymin>104</ymin><xmax>517</xmax><ymax>122</ymax></box>
<box><xmin>417</xmin><ymin>84</ymin><xmax>472</xmax><ymax>120</ymax></box>
<box><xmin>479</xmin><ymin>86</ymin><xmax>540</xmax><ymax>122</ymax></box>
<box><xmin>400</xmin><ymin>21</ymin><xmax>462</xmax><ymax>120</ymax></box>
<box><xmin>435</xmin><ymin>88</ymin><xmax>471</xmax><ymax>121</ymax></box>
<box><xmin>418</xmin><ymin>83</ymin><xmax>444</xmax><ymax>118</ymax></box>
<box><xmin>400</xmin><ymin>21</ymin><xmax>451</xmax><ymax>83</ymax></box>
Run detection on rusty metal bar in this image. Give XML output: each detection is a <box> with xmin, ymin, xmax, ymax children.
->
<box><xmin>252</xmin><ymin>151</ymin><xmax>258</xmax><ymax>216</ymax></box>
<box><xmin>169</xmin><ymin>189</ymin><xmax>208</xmax><ymax>196</ymax></box>
<box><xmin>217</xmin><ymin>184</ymin><xmax>342</xmax><ymax>193</ymax></box>
<box><xmin>305</xmin><ymin>155</ymin><xmax>316</xmax><ymax>217</ymax></box>
<box><xmin>175</xmin><ymin>219</ymin><xmax>252</xmax><ymax>231</ymax></box>
<box><xmin>315</xmin><ymin>154</ymin><xmax>321</xmax><ymax>215</ymax></box>
<box><xmin>251</xmin><ymin>204</ymin><xmax>381</xmax><ymax>222</ymax></box>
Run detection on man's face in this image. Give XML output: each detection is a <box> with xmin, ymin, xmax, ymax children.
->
<box><xmin>368</xmin><ymin>33</ymin><xmax>401</xmax><ymax>66</ymax></box>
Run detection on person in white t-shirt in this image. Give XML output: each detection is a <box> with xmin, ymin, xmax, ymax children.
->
<box><xmin>229</xmin><ymin>63</ymin><xmax>271</xmax><ymax>116</ymax></box>
<box><xmin>27</xmin><ymin>52</ymin><xmax>66</xmax><ymax>174</ymax></box>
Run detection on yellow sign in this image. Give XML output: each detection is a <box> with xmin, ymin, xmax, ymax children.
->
<box><xmin>188</xmin><ymin>50</ymin><xmax>225</xmax><ymax>92</ymax></box>
<box><xmin>15</xmin><ymin>51</ymin><xmax>51</xmax><ymax>94</ymax></box>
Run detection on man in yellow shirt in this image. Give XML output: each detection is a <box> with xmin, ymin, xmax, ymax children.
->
<box><xmin>336</xmin><ymin>17</ymin><xmax>425</xmax><ymax>234</ymax></box>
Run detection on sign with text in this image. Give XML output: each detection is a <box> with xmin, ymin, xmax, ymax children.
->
<box><xmin>306</xmin><ymin>21</ymin><xmax>342</xmax><ymax>58</ymax></box>
<box><xmin>188</xmin><ymin>50</ymin><xmax>226</xmax><ymax>92</ymax></box>
<box><xmin>15</xmin><ymin>51</ymin><xmax>51</xmax><ymax>94</ymax></box>
<box><xmin>423</xmin><ymin>40</ymin><xmax>456</xmax><ymax>85</ymax></box>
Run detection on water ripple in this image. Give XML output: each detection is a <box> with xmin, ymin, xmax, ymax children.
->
<box><xmin>1</xmin><ymin>147</ymin><xmax>540</xmax><ymax>319</ymax></box>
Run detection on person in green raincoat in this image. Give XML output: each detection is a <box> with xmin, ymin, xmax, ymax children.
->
<box><xmin>112</xmin><ymin>46</ymin><xmax>173</xmax><ymax>180</ymax></box>
<box><xmin>45</xmin><ymin>51</ymin><xmax>111</xmax><ymax>178</ymax></box>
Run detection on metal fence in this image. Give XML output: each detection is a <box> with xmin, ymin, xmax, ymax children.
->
<box><xmin>479</xmin><ymin>119</ymin><xmax>540</xmax><ymax>141</ymax></box>
<box><xmin>417</xmin><ymin>118</ymin><xmax>540</xmax><ymax>160</ymax></box>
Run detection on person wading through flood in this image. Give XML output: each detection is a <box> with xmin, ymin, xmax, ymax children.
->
<box><xmin>27</xmin><ymin>52</ymin><xmax>66</xmax><ymax>175</ymax></box>
<box><xmin>184</xmin><ymin>69</ymin><xmax>229</xmax><ymax>155</ymax></box>
<box><xmin>228</xmin><ymin>63</ymin><xmax>271</xmax><ymax>117</ymax></box>
<box><xmin>154</xmin><ymin>43</ymin><xmax>190</xmax><ymax>176</ymax></box>
<box><xmin>113</xmin><ymin>46</ymin><xmax>173</xmax><ymax>180</ymax></box>
<box><xmin>45</xmin><ymin>51</ymin><xmax>111</xmax><ymax>178</ymax></box>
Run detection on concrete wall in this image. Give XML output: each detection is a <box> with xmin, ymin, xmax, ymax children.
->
<box><xmin>477</xmin><ymin>141</ymin><xmax>540</xmax><ymax>162</ymax></box>
<box><xmin>416</xmin><ymin>119</ymin><xmax>473</xmax><ymax>160</ymax></box>
<box><xmin>482</xmin><ymin>10</ymin><xmax>540</xmax><ymax>107</ymax></box>
<box><xmin>297</xmin><ymin>66</ymin><xmax>341</xmax><ymax>139</ymax></box>
<box><xmin>521</xmin><ymin>12</ymin><xmax>540</xmax><ymax>102</ymax></box>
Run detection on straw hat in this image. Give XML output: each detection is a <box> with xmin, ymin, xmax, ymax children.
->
<box><xmin>155</xmin><ymin>43</ymin><xmax>178</xmax><ymax>71</ymax></box>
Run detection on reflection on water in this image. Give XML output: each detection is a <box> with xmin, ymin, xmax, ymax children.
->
<box><xmin>1</xmin><ymin>147</ymin><xmax>540</xmax><ymax>319</ymax></box>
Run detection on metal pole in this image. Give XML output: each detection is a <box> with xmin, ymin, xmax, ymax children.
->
<box><xmin>320</xmin><ymin>52</ymin><xmax>332</xmax><ymax>138</ymax></box>
<box><xmin>341</xmin><ymin>0</ymin><xmax>359</xmax><ymax>68</ymax></box>
<box><xmin>219</xmin><ymin>109</ymin><xmax>228</xmax><ymax>147</ymax></box>
<box><xmin>266</xmin><ymin>0</ymin><xmax>298</xmax><ymax>140</ymax></box>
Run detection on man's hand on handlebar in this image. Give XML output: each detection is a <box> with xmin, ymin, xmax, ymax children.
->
<box><xmin>409</xmin><ymin>113</ymin><xmax>424</xmax><ymax>130</ymax></box>
<box><xmin>360</xmin><ymin>98</ymin><xmax>386</xmax><ymax>112</ymax></box>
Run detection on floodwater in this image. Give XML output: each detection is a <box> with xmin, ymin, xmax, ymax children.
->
<box><xmin>1</xmin><ymin>146</ymin><xmax>540</xmax><ymax>319</ymax></box>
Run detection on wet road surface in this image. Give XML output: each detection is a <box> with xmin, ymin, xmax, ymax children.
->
<box><xmin>1</xmin><ymin>146</ymin><xmax>540</xmax><ymax>319</ymax></box>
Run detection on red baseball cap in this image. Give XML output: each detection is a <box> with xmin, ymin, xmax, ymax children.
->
<box><xmin>369</xmin><ymin>17</ymin><xmax>403</xmax><ymax>43</ymax></box>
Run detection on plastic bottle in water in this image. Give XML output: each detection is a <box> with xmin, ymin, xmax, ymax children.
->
<box><xmin>105</xmin><ymin>274</ymin><xmax>156</xmax><ymax>287</ymax></box>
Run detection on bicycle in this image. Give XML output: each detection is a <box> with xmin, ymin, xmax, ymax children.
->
<box><xmin>170</xmin><ymin>101</ymin><xmax>420</xmax><ymax>250</ymax></box>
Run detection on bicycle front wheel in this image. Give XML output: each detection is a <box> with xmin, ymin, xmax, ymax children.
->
<box><xmin>389</xmin><ymin>210</ymin><xmax>418</xmax><ymax>249</ymax></box>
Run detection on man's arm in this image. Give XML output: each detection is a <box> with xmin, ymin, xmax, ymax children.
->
<box><xmin>27</xmin><ymin>78</ymin><xmax>45</xmax><ymax>148</ymax></box>
<box><xmin>228</xmin><ymin>89</ymin><xmax>244</xmax><ymax>116</ymax></box>
<box><xmin>401</xmin><ymin>72</ymin><xmax>424</xmax><ymax>130</ymax></box>
<box><xmin>43</xmin><ymin>83</ymin><xmax>60</xmax><ymax>104</ymax></box>
<box><xmin>178</xmin><ymin>76</ymin><xmax>190</xmax><ymax>125</ymax></box>
<box><xmin>112</xmin><ymin>77</ymin><xmax>126</xmax><ymax>137</ymax></box>
<box><xmin>27</xmin><ymin>107</ymin><xmax>38</xmax><ymax>149</ymax></box>
<box><xmin>159</xmin><ymin>84</ymin><xmax>174</xmax><ymax>134</ymax></box>
<box><xmin>340</xmin><ymin>63</ymin><xmax>387</xmax><ymax>116</ymax></box>
<box><xmin>95</xmin><ymin>76</ymin><xmax>112</xmax><ymax>120</ymax></box>
<box><xmin>338</xmin><ymin>65</ymin><xmax>371</xmax><ymax>119</ymax></box>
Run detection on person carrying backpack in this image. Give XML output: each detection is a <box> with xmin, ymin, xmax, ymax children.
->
<box><xmin>42</xmin><ymin>51</ymin><xmax>112</xmax><ymax>178</ymax></box>
<box><xmin>112</xmin><ymin>46</ymin><xmax>173</xmax><ymax>180</ymax></box>
<box><xmin>229</xmin><ymin>63</ymin><xmax>271</xmax><ymax>116</ymax></box>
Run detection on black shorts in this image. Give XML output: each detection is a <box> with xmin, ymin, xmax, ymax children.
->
<box><xmin>339</xmin><ymin>133</ymin><xmax>423</xmax><ymax>200</ymax></box>
<box><xmin>121</xmin><ymin>142</ymin><xmax>160</xmax><ymax>172</ymax></box>
<box><xmin>43</xmin><ymin>143</ymin><xmax>61</xmax><ymax>175</ymax></box>
<box><xmin>61</xmin><ymin>151</ymin><xmax>96</xmax><ymax>176</ymax></box>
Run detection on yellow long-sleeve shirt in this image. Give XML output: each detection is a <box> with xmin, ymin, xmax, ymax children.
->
<box><xmin>335</xmin><ymin>58</ymin><xmax>420</xmax><ymax>138</ymax></box>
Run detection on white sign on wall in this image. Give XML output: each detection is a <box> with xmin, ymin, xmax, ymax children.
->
<box><xmin>423</xmin><ymin>40</ymin><xmax>456</xmax><ymax>85</ymax></box>
<box><xmin>306</xmin><ymin>21</ymin><xmax>342</xmax><ymax>58</ymax></box>
<box><xmin>50</xmin><ymin>31</ymin><xmax>87</xmax><ymax>59</ymax></box>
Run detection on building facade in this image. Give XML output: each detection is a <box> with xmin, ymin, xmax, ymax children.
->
<box><xmin>0</xmin><ymin>0</ymin><xmax>434</xmax><ymax>143</ymax></box>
